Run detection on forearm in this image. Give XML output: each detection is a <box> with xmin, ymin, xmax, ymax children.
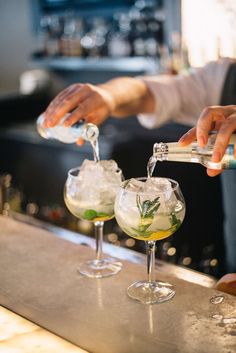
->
<box><xmin>99</xmin><ymin>77</ymin><xmax>155</xmax><ymax>118</ymax></box>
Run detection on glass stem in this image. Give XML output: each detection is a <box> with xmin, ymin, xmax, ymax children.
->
<box><xmin>146</xmin><ymin>241</ymin><xmax>156</xmax><ymax>283</ymax></box>
<box><xmin>94</xmin><ymin>221</ymin><xmax>104</xmax><ymax>262</ymax></box>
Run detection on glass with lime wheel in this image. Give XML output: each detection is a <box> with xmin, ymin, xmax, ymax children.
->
<box><xmin>64</xmin><ymin>159</ymin><xmax>123</xmax><ymax>278</ymax></box>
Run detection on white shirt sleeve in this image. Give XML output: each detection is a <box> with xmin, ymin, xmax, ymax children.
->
<box><xmin>138</xmin><ymin>58</ymin><xmax>234</xmax><ymax>129</ymax></box>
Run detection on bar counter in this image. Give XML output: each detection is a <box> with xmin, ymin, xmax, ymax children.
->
<box><xmin>0</xmin><ymin>215</ymin><xmax>235</xmax><ymax>353</ymax></box>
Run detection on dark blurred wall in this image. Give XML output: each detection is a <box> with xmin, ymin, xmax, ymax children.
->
<box><xmin>0</xmin><ymin>0</ymin><xmax>35</xmax><ymax>93</ymax></box>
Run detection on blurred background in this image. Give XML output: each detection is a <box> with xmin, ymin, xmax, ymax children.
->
<box><xmin>1</xmin><ymin>0</ymin><xmax>236</xmax><ymax>278</ymax></box>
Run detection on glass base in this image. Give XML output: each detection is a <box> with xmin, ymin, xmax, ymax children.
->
<box><xmin>127</xmin><ymin>280</ymin><xmax>175</xmax><ymax>304</ymax></box>
<box><xmin>79</xmin><ymin>258</ymin><xmax>122</xmax><ymax>278</ymax></box>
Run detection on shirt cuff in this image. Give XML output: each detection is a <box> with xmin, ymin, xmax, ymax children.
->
<box><xmin>137</xmin><ymin>113</ymin><xmax>160</xmax><ymax>129</ymax></box>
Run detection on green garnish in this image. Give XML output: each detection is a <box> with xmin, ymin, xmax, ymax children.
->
<box><xmin>135</xmin><ymin>195</ymin><xmax>160</xmax><ymax>235</ymax></box>
<box><xmin>83</xmin><ymin>209</ymin><xmax>110</xmax><ymax>220</ymax></box>
<box><xmin>131</xmin><ymin>195</ymin><xmax>182</xmax><ymax>238</ymax></box>
<box><xmin>83</xmin><ymin>209</ymin><xmax>98</xmax><ymax>220</ymax></box>
<box><xmin>170</xmin><ymin>213</ymin><xmax>182</xmax><ymax>232</ymax></box>
<box><xmin>97</xmin><ymin>212</ymin><xmax>110</xmax><ymax>218</ymax></box>
<box><xmin>136</xmin><ymin>195</ymin><xmax>160</xmax><ymax>219</ymax></box>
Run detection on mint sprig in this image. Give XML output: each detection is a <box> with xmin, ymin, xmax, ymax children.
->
<box><xmin>83</xmin><ymin>209</ymin><xmax>110</xmax><ymax>221</ymax></box>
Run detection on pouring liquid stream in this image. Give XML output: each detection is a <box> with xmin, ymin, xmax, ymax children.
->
<box><xmin>91</xmin><ymin>138</ymin><xmax>100</xmax><ymax>162</ymax></box>
<box><xmin>147</xmin><ymin>155</ymin><xmax>158</xmax><ymax>178</ymax></box>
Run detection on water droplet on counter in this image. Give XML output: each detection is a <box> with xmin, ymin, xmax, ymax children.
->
<box><xmin>212</xmin><ymin>314</ymin><xmax>236</xmax><ymax>325</ymax></box>
<box><xmin>222</xmin><ymin>318</ymin><xmax>236</xmax><ymax>324</ymax></box>
<box><xmin>212</xmin><ymin>314</ymin><xmax>223</xmax><ymax>320</ymax></box>
<box><xmin>210</xmin><ymin>295</ymin><xmax>224</xmax><ymax>304</ymax></box>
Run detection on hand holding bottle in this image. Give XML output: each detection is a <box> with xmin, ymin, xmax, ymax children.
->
<box><xmin>178</xmin><ymin>105</ymin><xmax>236</xmax><ymax>176</ymax></box>
<box><xmin>42</xmin><ymin>78</ymin><xmax>154</xmax><ymax>129</ymax></box>
<box><xmin>43</xmin><ymin>83</ymin><xmax>116</xmax><ymax>129</ymax></box>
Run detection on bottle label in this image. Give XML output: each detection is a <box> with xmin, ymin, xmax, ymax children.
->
<box><xmin>223</xmin><ymin>145</ymin><xmax>236</xmax><ymax>168</ymax></box>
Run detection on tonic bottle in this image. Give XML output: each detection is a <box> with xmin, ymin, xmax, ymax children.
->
<box><xmin>153</xmin><ymin>132</ymin><xmax>236</xmax><ymax>169</ymax></box>
<box><xmin>36</xmin><ymin>114</ymin><xmax>99</xmax><ymax>144</ymax></box>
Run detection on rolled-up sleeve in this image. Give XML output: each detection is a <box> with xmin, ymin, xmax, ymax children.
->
<box><xmin>138</xmin><ymin>58</ymin><xmax>233</xmax><ymax>129</ymax></box>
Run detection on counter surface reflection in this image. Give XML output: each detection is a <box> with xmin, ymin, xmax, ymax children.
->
<box><xmin>0</xmin><ymin>215</ymin><xmax>235</xmax><ymax>353</ymax></box>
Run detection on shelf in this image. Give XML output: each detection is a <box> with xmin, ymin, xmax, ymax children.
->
<box><xmin>31</xmin><ymin>56</ymin><xmax>159</xmax><ymax>73</ymax></box>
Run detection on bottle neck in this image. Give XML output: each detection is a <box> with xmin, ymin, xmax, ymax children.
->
<box><xmin>81</xmin><ymin>123</ymin><xmax>99</xmax><ymax>141</ymax></box>
<box><xmin>153</xmin><ymin>142</ymin><xmax>193</xmax><ymax>162</ymax></box>
<box><xmin>153</xmin><ymin>141</ymin><xmax>224</xmax><ymax>169</ymax></box>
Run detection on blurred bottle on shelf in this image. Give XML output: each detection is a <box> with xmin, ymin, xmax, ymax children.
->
<box><xmin>35</xmin><ymin>0</ymin><xmax>165</xmax><ymax>59</ymax></box>
<box><xmin>38</xmin><ymin>14</ymin><xmax>63</xmax><ymax>56</ymax></box>
<box><xmin>60</xmin><ymin>16</ymin><xmax>83</xmax><ymax>57</ymax></box>
<box><xmin>107</xmin><ymin>13</ymin><xmax>131</xmax><ymax>57</ymax></box>
<box><xmin>87</xmin><ymin>17</ymin><xmax>108</xmax><ymax>57</ymax></box>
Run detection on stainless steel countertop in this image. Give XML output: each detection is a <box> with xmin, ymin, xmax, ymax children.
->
<box><xmin>0</xmin><ymin>215</ymin><xmax>235</xmax><ymax>353</ymax></box>
<box><xmin>11</xmin><ymin>211</ymin><xmax>217</xmax><ymax>288</ymax></box>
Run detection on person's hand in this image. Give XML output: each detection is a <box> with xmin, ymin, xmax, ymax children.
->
<box><xmin>215</xmin><ymin>273</ymin><xmax>236</xmax><ymax>296</ymax></box>
<box><xmin>43</xmin><ymin>83</ymin><xmax>116</xmax><ymax>129</ymax></box>
<box><xmin>178</xmin><ymin>105</ymin><xmax>236</xmax><ymax>176</ymax></box>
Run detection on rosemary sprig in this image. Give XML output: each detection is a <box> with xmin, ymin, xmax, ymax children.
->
<box><xmin>133</xmin><ymin>195</ymin><xmax>182</xmax><ymax>238</ymax></box>
<box><xmin>170</xmin><ymin>213</ymin><xmax>182</xmax><ymax>232</ymax></box>
<box><xmin>136</xmin><ymin>195</ymin><xmax>160</xmax><ymax>219</ymax></box>
<box><xmin>135</xmin><ymin>195</ymin><xmax>160</xmax><ymax>234</ymax></box>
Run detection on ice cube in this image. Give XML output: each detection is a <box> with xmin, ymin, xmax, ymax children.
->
<box><xmin>79</xmin><ymin>159</ymin><xmax>103</xmax><ymax>174</ymax></box>
<box><xmin>79</xmin><ymin>160</ymin><xmax>103</xmax><ymax>184</ymax></box>
<box><xmin>125</xmin><ymin>178</ymin><xmax>145</xmax><ymax>192</ymax></box>
<box><xmin>100</xmin><ymin>159</ymin><xmax>118</xmax><ymax>172</ymax></box>
<box><xmin>144</xmin><ymin>177</ymin><xmax>172</xmax><ymax>194</ymax></box>
<box><xmin>115</xmin><ymin>205</ymin><xmax>140</xmax><ymax>229</ymax></box>
<box><xmin>98</xmin><ymin>160</ymin><xmax>122</xmax><ymax>203</ymax></box>
<box><xmin>69</xmin><ymin>160</ymin><xmax>101</xmax><ymax>204</ymax></box>
<box><xmin>115</xmin><ymin>190</ymin><xmax>140</xmax><ymax>229</ymax></box>
<box><xmin>149</xmin><ymin>213</ymin><xmax>172</xmax><ymax>231</ymax></box>
<box><xmin>79</xmin><ymin>160</ymin><xmax>121</xmax><ymax>185</ymax></box>
<box><xmin>99</xmin><ymin>160</ymin><xmax>122</xmax><ymax>190</ymax></box>
<box><xmin>74</xmin><ymin>159</ymin><xmax>122</xmax><ymax>208</ymax></box>
<box><xmin>144</xmin><ymin>178</ymin><xmax>178</xmax><ymax>214</ymax></box>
